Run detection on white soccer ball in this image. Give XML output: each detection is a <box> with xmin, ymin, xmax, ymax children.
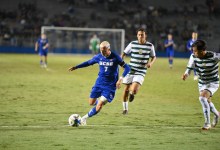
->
<box><xmin>68</xmin><ymin>114</ymin><xmax>81</xmax><ymax>127</ymax></box>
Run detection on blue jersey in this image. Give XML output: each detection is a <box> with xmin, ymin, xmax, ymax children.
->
<box><xmin>164</xmin><ymin>39</ymin><xmax>174</xmax><ymax>52</ymax></box>
<box><xmin>187</xmin><ymin>39</ymin><xmax>196</xmax><ymax>54</ymax></box>
<box><xmin>37</xmin><ymin>38</ymin><xmax>49</xmax><ymax>52</ymax></box>
<box><xmin>76</xmin><ymin>52</ymin><xmax>124</xmax><ymax>90</ymax></box>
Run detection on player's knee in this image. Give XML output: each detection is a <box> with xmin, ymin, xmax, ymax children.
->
<box><xmin>96</xmin><ymin>103</ymin><xmax>103</xmax><ymax>111</ymax></box>
<box><xmin>132</xmin><ymin>89</ymin><xmax>138</xmax><ymax>95</ymax></box>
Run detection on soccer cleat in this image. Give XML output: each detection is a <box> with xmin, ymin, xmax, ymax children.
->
<box><xmin>122</xmin><ymin>110</ymin><xmax>128</xmax><ymax>115</ymax></box>
<box><xmin>79</xmin><ymin>117</ymin><xmax>87</xmax><ymax>126</ymax></box>
<box><xmin>129</xmin><ymin>94</ymin><xmax>135</xmax><ymax>102</ymax></box>
<box><xmin>202</xmin><ymin>123</ymin><xmax>211</xmax><ymax>130</ymax></box>
<box><xmin>212</xmin><ymin>113</ymin><xmax>219</xmax><ymax>127</ymax></box>
<box><xmin>193</xmin><ymin>76</ymin><xmax>198</xmax><ymax>80</ymax></box>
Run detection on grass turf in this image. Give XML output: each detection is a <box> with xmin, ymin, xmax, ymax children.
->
<box><xmin>0</xmin><ymin>54</ymin><xmax>220</xmax><ymax>150</ymax></box>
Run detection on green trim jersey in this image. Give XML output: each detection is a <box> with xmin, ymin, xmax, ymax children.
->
<box><xmin>124</xmin><ymin>40</ymin><xmax>156</xmax><ymax>77</ymax></box>
<box><xmin>185</xmin><ymin>51</ymin><xmax>220</xmax><ymax>85</ymax></box>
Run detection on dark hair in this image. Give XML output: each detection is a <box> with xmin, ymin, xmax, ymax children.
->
<box><xmin>136</xmin><ymin>28</ymin><xmax>147</xmax><ymax>34</ymax></box>
<box><xmin>192</xmin><ymin>39</ymin><xmax>207</xmax><ymax>51</ymax></box>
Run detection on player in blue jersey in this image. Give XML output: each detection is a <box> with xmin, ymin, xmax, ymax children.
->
<box><xmin>186</xmin><ymin>32</ymin><xmax>198</xmax><ymax>80</ymax></box>
<box><xmin>35</xmin><ymin>33</ymin><xmax>49</xmax><ymax>68</ymax></box>
<box><xmin>68</xmin><ymin>41</ymin><xmax>130</xmax><ymax>125</ymax></box>
<box><xmin>164</xmin><ymin>34</ymin><xmax>175</xmax><ymax>69</ymax></box>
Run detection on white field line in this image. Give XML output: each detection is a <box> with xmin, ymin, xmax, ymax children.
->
<box><xmin>0</xmin><ymin>124</ymin><xmax>203</xmax><ymax>129</ymax></box>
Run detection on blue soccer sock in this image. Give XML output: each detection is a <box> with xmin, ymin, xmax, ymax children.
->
<box><xmin>93</xmin><ymin>100</ymin><xmax>98</xmax><ymax>106</ymax></box>
<box><xmin>88</xmin><ymin>107</ymin><xmax>99</xmax><ymax>117</ymax></box>
<box><xmin>169</xmin><ymin>59</ymin><xmax>173</xmax><ymax>65</ymax></box>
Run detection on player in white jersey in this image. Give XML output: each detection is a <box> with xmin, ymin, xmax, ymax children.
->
<box><xmin>182</xmin><ymin>39</ymin><xmax>220</xmax><ymax>130</ymax></box>
<box><xmin>121</xmin><ymin>28</ymin><xmax>156</xmax><ymax>114</ymax></box>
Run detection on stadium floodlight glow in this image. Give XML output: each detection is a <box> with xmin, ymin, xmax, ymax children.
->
<box><xmin>41</xmin><ymin>26</ymin><xmax>125</xmax><ymax>54</ymax></box>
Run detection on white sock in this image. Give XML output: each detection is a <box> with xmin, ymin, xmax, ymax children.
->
<box><xmin>123</xmin><ymin>102</ymin><xmax>128</xmax><ymax>110</ymax></box>
<box><xmin>199</xmin><ymin>96</ymin><xmax>211</xmax><ymax>124</ymax></box>
<box><xmin>210</xmin><ymin>102</ymin><xmax>219</xmax><ymax>117</ymax></box>
<box><xmin>82</xmin><ymin>114</ymin><xmax>89</xmax><ymax>120</ymax></box>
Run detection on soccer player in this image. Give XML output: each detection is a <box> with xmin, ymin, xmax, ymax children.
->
<box><xmin>89</xmin><ymin>34</ymin><xmax>100</xmax><ymax>55</ymax></box>
<box><xmin>182</xmin><ymin>39</ymin><xmax>220</xmax><ymax>130</ymax></box>
<box><xmin>164</xmin><ymin>34</ymin><xmax>175</xmax><ymax>69</ymax></box>
<box><xmin>187</xmin><ymin>32</ymin><xmax>198</xmax><ymax>80</ymax></box>
<box><xmin>69</xmin><ymin>41</ymin><xmax>130</xmax><ymax>125</ymax></box>
<box><xmin>35</xmin><ymin>33</ymin><xmax>49</xmax><ymax>68</ymax></box>
<box><xmin>121</xmin><ymin>28</ymin><xmax>156</xmax><ymax>115</ymax></box>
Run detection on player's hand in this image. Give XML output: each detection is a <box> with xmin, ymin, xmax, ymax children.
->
<box><xmin>68</xmin><ymin>66</ymin><xmax>77</xmax><ymax>72</ymax></box>
<box><xmin>146</xmin><ymin>63</ymin><xmax>152</xmax><ymax>68</ymax></box>
<box><xmin>116</xmin><ymin>79</ymin><xmax>122</xmax><ymax>89</ymax></box>
<box><xmin>182</xmin><ymin>74</ymin><xmax>188</xmax><ymax>81</ymax></box>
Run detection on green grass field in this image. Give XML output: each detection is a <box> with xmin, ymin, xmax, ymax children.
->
<box><xmin>0</xmin><ymin>54</ymin><xmax>220</xmax><ymax>150</ymax></box>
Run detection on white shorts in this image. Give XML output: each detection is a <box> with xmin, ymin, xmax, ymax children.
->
<box><xmin>122</xmin><ymin>74</ymin><xmax>144</xmax><ymax>85</ymax></box>
<box><xmin>198</xmin><ymin>82</ymin><xmax>219</xmax><ymax>96</ymax></box>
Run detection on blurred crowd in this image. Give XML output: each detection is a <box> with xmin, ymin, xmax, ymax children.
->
<box><xmin>0</xmin><ymin>0</ymin><xmax>219</xmax><ymax>52</ymax></box>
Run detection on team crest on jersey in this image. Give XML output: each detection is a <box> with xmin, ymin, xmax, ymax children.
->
<box><xmin>139</xmin><ymin>49</ymin><xmax>143</xmax><ymax>54</ymax></box>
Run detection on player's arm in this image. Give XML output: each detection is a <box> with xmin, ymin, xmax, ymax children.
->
<box><xmin>69</xmin><ymin>58</ymin><xmax>97</xmax><ymax>72</ymax></box>
<box><xmin>186</xmin><ymin>41</ymin><xmax>191</xmax><ymax>51</ymax></box>
<box><xmin>146</xmin><ymin>45</ymin><xmax>156</xmax><ymax>68</ymax></box>
<box><xmin>213</xmin><ymin>52</ymin><xmax>220</xmax><ymax>61</ymax></box>
<box><xmin>116</xmin><ymin>61</ymin><xmax>130</xmax><ymax>89</ymax></box>
<box><xmin>121</xmin><ymin>43</ymin><xmax>132</xmax><ymax>60</ymax></box>
<box><xmin>43</xmin><ymin>43</ymin><xmax>49</xmax><ymax>49</ymax></box>
<box><xmin>182</xmin><ymin>54</ymin><xmax>194</xmax><ymax>80</ymax></box>
<box><xmin>35</xmin><ymin>42</ymin><xmax>38</xmax><ymax>51</ymax></box>
<box><xmin>121</xmin><ymin>52</ymin><xmax>126</xmax><ymax>60</ymax></box>
<box><xmin>164</xmin><ymin>41</ymin><xmax>170</xmax><ymax>48</ymax></box>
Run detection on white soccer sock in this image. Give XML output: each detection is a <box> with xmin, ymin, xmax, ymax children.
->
<box><xmin>210</xmin><ymin>102</ymin><xmax>219</xmax><ymax>117</ymax></box>
<box><xmin>199</xmin><ymin>96</ymin><xmax>211</xmax><ymax>124</ymax></box>
<box><xmin>123</xmin><ymin>102</ymin><xmax>128</xmax><ymax>110</ymax></box>
<box><xmin>82</xmin><ymin>114</ymin><xmax>89</xmax><ymax>119</ymax></box>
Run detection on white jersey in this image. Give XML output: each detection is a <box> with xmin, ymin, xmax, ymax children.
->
<box><xmin>124</xmin><ymin>40</ymin><xmax>155</xmax><ymax>77</ymax></box>
<box><xmin>185</xmin><ymin>51</ymin><xmax>220</xmax><ymax>85</ymax></box>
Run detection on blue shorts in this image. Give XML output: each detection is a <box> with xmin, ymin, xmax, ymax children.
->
<box><xmin>167</xmin><ymin>50</ymin><xmax>174</xmax><ymax>57</ymax></box>
<box><xmin>90</xmin><ymin>86</ymin><xmax>116</xmax><ymax>103</ymax></box>
<box><xmin>39</xmin><ymin>50</ymin><xmax>48</xmax><ymax>56</ymax></box>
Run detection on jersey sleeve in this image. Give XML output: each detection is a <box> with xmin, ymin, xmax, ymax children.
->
<box><xmin>213</xmin><ymin>52</ymin><xmax>220</xmax><ymax>62</ymax></box>
<box><xmin>186</xmin><ymin>40</ymin><xmax>191</xmax><ymax>51</ymax></box>
<box><xmin>124</xmin><ymin>42</ymin><xmax>132</xmax><ymax>54</ymax></box>
<box><xmin>184</xmin><ymin>54</ymin><xmax>194</xmax><ymax>75</ymax></box>
<box><xmin>150</xmin><ymin>44</ymin><xmax>156</xmax><ymax>57</ymax></box>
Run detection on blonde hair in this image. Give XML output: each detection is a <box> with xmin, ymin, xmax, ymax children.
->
<box><xmin>100</xmin><ymin>41</ymin><xmax>110</xmax><ymax>49</ymax></box>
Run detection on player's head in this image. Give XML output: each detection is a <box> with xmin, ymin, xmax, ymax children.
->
<box><xmin>136</xmin><ymin>28</ymin><xmax>147</xmax><ymax>44</ymax></box>
<box><xmin>168</xmin><ymin>34</ymin><xmax>172</xmax><ymax>40</ymax></box>
<box><xmin>192</xmin><ymin>39</ymin><xmax>207</xmax><ymax>58</ymax></box>
<box><xmin>41</xmin><ymin>33</ymin><xmax>47</xmax><ymax>39</ymax></box>
<box><xmin>192</xmin><ymin>32</ymin><xmax>198</xmax><ymax>40</ymax></box>
<box><xmin>100</xmin><ymin>41</ymin><xmax>111</xmax><ymax>57</ymax></box>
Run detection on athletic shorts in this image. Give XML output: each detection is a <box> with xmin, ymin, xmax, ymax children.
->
<box><xmin>90</xmin><ymin>86</ymin><xmax>115</xmax><ymax>103</ymax></box>
<box><xmin>39</xmin><ymin>50</ymin><xmax>48</xmax><ymax>56</ymax></box>
<box><xmin>122</xmin><ymin>74</ymin><xmax>144</xmax><ymax>85</ymax></box>
<box><xmin>198</xmin><ymin>82</ymin><xmax>219</xmax><ymax>96</ymax></box>
<box><xmin>167</xmin><ymin>50</ymin><xmax>174</xmax><ymax>57</ymax></box>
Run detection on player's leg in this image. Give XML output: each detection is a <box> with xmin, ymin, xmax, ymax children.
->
<box><xmin>39</xmin><ymin>54</ymin><xmax>44</xmax><ymax>67</ymax></box>
<box><xmin>44</xmin><ymin>55</ymin><xmax>47</xmax><ymax>68</ymax></box>
<box><xmin>199</xmin><ymin>90</ymin><xmax>211</xmax><ymax>130</ymax></box>
<box><xmin>207</xmin><ymin>83</ymin><xmax>220</xmax><ymax>127</ymax></box>
<box><xmin>122</xmin><ymin>74</ymin><xmax>132</xmax><ymax>114</ymax></box>
<box><xmin>209</xmin><ymin>98</ymin><xmax>219</xmax><ymax>127</ymax></box>
<box><xmin>169</xmin><ymin>51</ymin><xmax>174</xmax><ymax>69</ymax></box>
<box><xmin>128</xmin><ymin>75</ymin><xmax>144</xmax><ymax>102</ymax></box>
<box><xmin>122</xmin><ymin>85</ymin><xmax>130</xmax><ymax>114</ymax></box>
<box><xmin>129</xmin><ymin>82</ymin><xmax>141</xmax><ymax>102</ymax></box>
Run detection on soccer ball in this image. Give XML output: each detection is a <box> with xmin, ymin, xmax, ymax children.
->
<box><xmin>68</xmin><ymin>114</ymin><xmax>81</xmax><ymax>127</ymax></box>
